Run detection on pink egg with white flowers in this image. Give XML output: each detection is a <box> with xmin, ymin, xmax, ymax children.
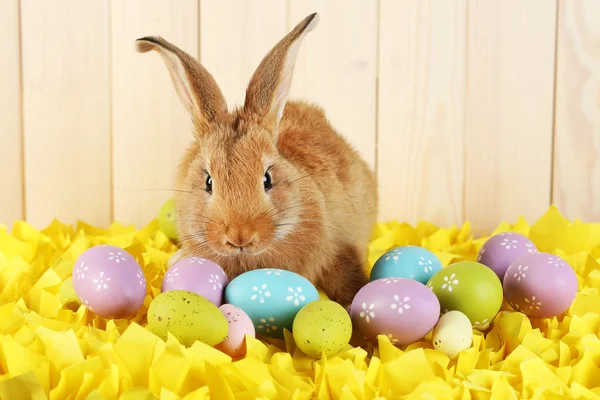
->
<box><xmin>478</xmin><ymin>232</ymin><xmax>538</xmax><ymax>282</ymax></box>
<box><xmin>350</xmin><ymin>277</ymin><xmax>440</xmax><ymax>345</ymax></box>
<box><xmin>72</xmin><ymin>245</ymin><xmax>147</xmax><ymax>319</ymax></box>
<box><xmin>161</xmin><ymin>257</ymin><xmax>229</xmax><ymax>306</ymax></box>
<box><xmin>503</xmin><ymin>252</ymin><xmax>578</xmax><ymax>318</ymax></box>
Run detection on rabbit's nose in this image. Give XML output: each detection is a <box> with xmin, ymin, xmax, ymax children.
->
<box><xmin>224</xmin><ymin>231</ymin><xmax>258</xmax><ymax>249</ymax></box>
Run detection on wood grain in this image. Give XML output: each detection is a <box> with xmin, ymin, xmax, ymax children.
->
<box><xmin>553</xmin><ymin>0</ymin><xmax>600</xmax><ymax>222</ymax></box>
<box><xmin>111</xmin><ymin>0</ymin><xmax>199</xmax><ymax>227</ymax></box>
<box><xmin>377</xmin><ymin>0</ymin><xmax>466</xmax><ymax>226</ymax></box>
<box><xmin>20</xmin><ymin>0</ymin><xmax>111</xmax><ymax>228</ymax></box>
<box><xmin>199</xmin><ymin>0</ymin><xmax>288</xmax><ymax>109</ymax></box>
<box><xmin>0</xmin><ymin>0</ymin><xmax>23</xmax><ymax>227</ymax></box>
<box><xmin>465</xmin><ymin>0</ymin><xmax>558</xmax><ymax>233</ymax></box>
<box><xmin>288</xmin><ymin>0</ymin><xmax>378</xmax><ymax>168</ymax></box>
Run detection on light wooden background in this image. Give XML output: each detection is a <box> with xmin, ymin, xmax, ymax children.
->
<box><xmin>1</xmin><ymin>0</ymin><xmax>599</xmax><ymax>235</ymax></box>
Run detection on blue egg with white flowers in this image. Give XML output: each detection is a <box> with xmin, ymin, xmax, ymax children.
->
<box><xmin>370</xmin><ymin>246</ymin><xmax>442</xmax><ymax>284</ymax></box>
<box><xmin>224</xmin><ymin>268</ymin><xmax>319</xmax><ymax>338</ymax></box>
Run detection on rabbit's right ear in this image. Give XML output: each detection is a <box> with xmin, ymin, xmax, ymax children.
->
<box><xmin>136</xmin><ymin>36</ymin><xmax>227</xmax><ymax>129</ymax></box>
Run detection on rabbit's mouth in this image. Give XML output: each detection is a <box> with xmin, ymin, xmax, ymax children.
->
<box><xmin>220</xmin><ymin>241</ymin><xmax>269</xmax><ymax>256</ymax></box>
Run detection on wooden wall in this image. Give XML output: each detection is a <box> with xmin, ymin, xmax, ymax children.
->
<box><xmin>0</xmin><ymin>0</ymin><xmax>598</xmax><ymax>234</ymax></box>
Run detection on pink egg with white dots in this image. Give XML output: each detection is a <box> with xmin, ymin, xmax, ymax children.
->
<box><xmin>477</xmin><ymin>232</ymin><xmax>538</xmax><ymax>282</ymax></box>
<box><xmin>72</xmin><ymin>245</ymin><xmax>147</xmax><ymax>319</ymax></box>
<box><xmin>161</xmin><ymin>257</ymin><xmax>229</xmax><ymax>307</ymax></box>
<box><xmin>503</xmin><ymin>252</ymin><xmax>578</xmax><ymax>318</ymax></box>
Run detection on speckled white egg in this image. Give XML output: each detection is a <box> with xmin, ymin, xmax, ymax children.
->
<box><xmin>432</xmin><ymin>310</ymin><xmax>473</xmax><ymax>359</ymax></box>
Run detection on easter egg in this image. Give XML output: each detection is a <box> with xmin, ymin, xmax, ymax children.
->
<box><xmin>350</xmin><ymin>277</ymin><xmax>440</xmax><ymax>345</ymax></box>
<box><xmin>72</xmin><ymin>245</ymin><xmax>146</xmax><ymax>319</ymax></box>
<box><xmin>477</xmin><ymin>232</ymin><xmax>538</xmax><ymax>282</ymax></box>
<box><xmin>370</xmin><ymin>246</ymin><xmax>442</xmax><ymax>284</ymax></box>
<box><xmin>215</xmin><ymin>304</ymin><xmax>255</xmax><ymax>358</ymax></box>
<box><xmin>224</xmin><ymin>268</ymin><xmax>320</xmax><ymax>338</ymax></box>
<box><xmin>432</xmin><ymin>310</ymin><xmax>473</xmax><ymax>359</ymax></box>
<box><xmin>58</xmin><ymin>277</ymin><xmax>81</xmax><ymax>312</ymax></box>
<box><xmin>158</xmin><ymin>197</ymin><xmax>179</xmax><ymax>240</ymax></box>
<box><xmin>162</xmin><ymin>257</ymin><xmax>229</xmax><ymax>307</ymax></box>
<box><xmin>293</xmin><ymin>300</ymin><xmax>352</xmax><ymax>358</ymax></box>
<box><xmin>147</xmin><ymin>289</ymin><xmax>228</xmax><ymax>346</ymax></box>
<box><xmin>427</xmin><ymin>261</ymin><xmax>503</xmax><ymax>329</ymax></box>
<box><xmin>503</xmin><ymin>252</ymin><xmax>578</xmax><ymax>318</ymax></box>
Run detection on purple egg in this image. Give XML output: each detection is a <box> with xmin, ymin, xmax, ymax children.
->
<box><xmin>503</xmin><ymin>252</ymin><xmax>578</xmax><ymax>318</ymax></box>
<box><xmin>72</xmin><ymin>245</ymin><xmax>146</xmax><ymax>319</ymax></box>
<box><xmin>478</xmin><ymin>232</ymin><xmax>538</xmax><ymax>282</ymax></box>
<box><xmin>161</xmin><ymin>256</ymin><xmax>229</xmax><ymax>306</ymax></box>
<box><xmin>350</xmin><ymin>277</ymin><xmax>440</xmax><ymax>345</ymax></box>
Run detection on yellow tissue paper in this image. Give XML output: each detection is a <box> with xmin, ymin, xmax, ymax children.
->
<box><xmin>1</xmin><ymin>205</ymin><xmax>600</xmax><ymax>399</ymax></box>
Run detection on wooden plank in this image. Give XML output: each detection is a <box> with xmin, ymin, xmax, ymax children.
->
<box><xmin>553</xmin><ymin>0</ymin><xmax>600</xmax><ymax>222</ymax></box>
<box><xmin>377</xmin><ymin>0</ymin><xmax>466</xmax><ymax>226</ymax></box>
<box><xmin>0</xmin><ymin>0</ymin><xmax>23</xmax><ymax>227</ymax></box>
<box><xmin>465</xmin><ymin>0</ymin><xmax>557</xmax><ymax>234</ymax></box>
<box><xmin>199</xmin><ymin>0</ymin><xmax>288</xmax><ymax>109</ymax></box>
<box><xmin>20</xmin><ymin>0</ymin><xmax>111</xmax><ymax>228</ymax></box>
<box><xmin>288</xmin><ymin>0</ymin><xmax>378</xmax><ymax>168</ymax></box>
<box><xmin>111</xmin><ymin>0</ymin><xmax>199</xmax><ymax>227</ymax></box>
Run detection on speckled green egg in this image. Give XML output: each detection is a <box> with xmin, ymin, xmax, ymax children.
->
<box><xmin>147</xmin><ymin>290</ymin><xmax>228</xmax><ymax>346</ymax></box>
<box><xmin>426</xmin><ymin>261</ymin><xmax>503</xmax><ymax>329</ymax></box>
<box><xmin>292</xmin><ymin>300</ymin><xmax>352</xmax><ymax>358</ymax></box>
<box><xmin>157</xmin><ymin>197</ymin><xmax>179</xmax><ymax>240</ymax></box>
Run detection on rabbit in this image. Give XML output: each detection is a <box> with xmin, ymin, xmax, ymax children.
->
<box><xmin>136</xmin><ymin>12</ymin><xmax>378</xmax><ymax>307</ymax></box>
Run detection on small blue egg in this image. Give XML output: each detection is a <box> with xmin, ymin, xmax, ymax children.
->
<box><xmin>224</xmin><ymin>268</ymin><xmax>319</xmax><ymax>338</ymax></box>
<box><xmin>370</xmin><ymin>246</ymin><xmax>442</xmax><ymax>284</ymax></box>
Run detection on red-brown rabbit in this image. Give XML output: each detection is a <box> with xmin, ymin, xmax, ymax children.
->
<box><xmin>136</xmin><ymin>13</ymin><xmax>378</xmax><ymax>306</ymax></box>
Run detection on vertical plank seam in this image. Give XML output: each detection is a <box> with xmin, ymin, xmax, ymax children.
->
<box><xmin>17</xmin><ymin>0</ymin><xmax>26</xmax><ymax>224</ymax></box>
<box><xmin>549</xmin><ymin>0</ymin><xmax>561</xmax><ymax>209</ymax></box>
<box><xmin>108</xmin><ymin>0</ymin><xmax>114</xmax><ymax>224</ymax></box>
<box><xmin>374</xmin><ymin>0</ymin><xmax>381</xmax><ymax>187</ymax></box>
<box><xmin>462</xmin><ymin>0</ymin><xmax>470</xmax><ymax>225</ymax></box>
<box><xmin>198</xmin><ymin>0</ymin><xmax>202</xmax><ymax>63</ymax></box>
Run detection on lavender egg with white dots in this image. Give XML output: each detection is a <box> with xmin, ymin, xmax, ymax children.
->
<box><xmin>72</xmin><ymin>245</ymin><xmax>146</xmax><ymax>319</ymax></box>
<box><xmin>161</xmin><ymin>257</ymin><xmax>229</xmax><ymax>307</ymax></box>
<box><xmin>503</xmin><ymin>252</ymin><xmax>578</xmax><ymax>318</ymax></box>
<box><xmin>350</xmin><ymin>277</ymin><xmax>440</xmax><ymax>346</ymax></box>
<box><xmin>477</xmin><ymin>232</ymin><xmax>538</xmax><ymax>282</ymax></box>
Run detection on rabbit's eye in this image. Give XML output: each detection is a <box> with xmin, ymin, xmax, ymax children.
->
<box><xmin>205</xmin><ymin>174</ymin><xmax>212</xmax><ymax>194</ymax></box>
<box><xmin>263</xmin><ymin>171</ymin><xmax>272</xmax><ymax>192</ymax></box>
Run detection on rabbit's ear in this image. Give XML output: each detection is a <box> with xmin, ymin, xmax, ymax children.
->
<box><xmin>244</xmin><ymin>13</ymin><xmax>319</xmax><ymax>135</ymax></box>
<box><xmin>136</xmin><ymin>36</ymin><xmax>227</xmax><ymax>127</ymax></box>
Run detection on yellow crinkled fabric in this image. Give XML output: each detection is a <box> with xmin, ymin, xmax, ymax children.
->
<box><xmin>1</xmin><ymin>206</ymin><xmax>600</xmax><ymax>399</ymax></box>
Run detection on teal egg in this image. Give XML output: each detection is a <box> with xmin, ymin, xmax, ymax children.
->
<box><xmin>224</xmin><ymin>268</ymin><xmax>320</xmax><ymax>338</ymax></box>
<box><xmin>370</xmin><ymin>246</ymin><xmax>442</xmax><ymax>284</ymax></box>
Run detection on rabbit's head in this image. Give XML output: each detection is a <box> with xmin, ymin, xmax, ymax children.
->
<box><xmin>136</xmin><ymin>14</ymin><xmax>319</xmax><ymax>257</ymax></box>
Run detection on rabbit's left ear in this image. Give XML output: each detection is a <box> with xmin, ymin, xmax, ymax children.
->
<box><xmin>244</xmin><ymin>13</ymin><xmax>319</xmax><ymax>135</ymax></box>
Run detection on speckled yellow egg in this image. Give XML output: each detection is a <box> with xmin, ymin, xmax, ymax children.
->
<box><xmin>292</xmin><ymin>300</ymin><xmax>352</xmax><ymax>358</ymax></box>
<box><xmin>58</xmin><ymin>277</ymin><xmax>81</xmax><ymax>311</ymax></box>
<box><xmin>147</xmin><ymin>290</ymin><xmax>228</xmax><ymax>346</ymax></box>
<box><xmin>432</xmin><ymin>310</ymin><xmax>473</xmax><ymax>359</ymax></box>
<box><xmin>158</xmin><ymin>197</ymin><xmax>179</xmax><ymax>240</ymax></box>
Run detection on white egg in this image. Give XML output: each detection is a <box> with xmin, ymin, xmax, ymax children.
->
<box><xmin>432</xmin><ymin>310</ymin><xmax>473</xmax><ymax>359</ymax></box>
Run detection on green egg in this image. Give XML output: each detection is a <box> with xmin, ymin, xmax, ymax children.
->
<box><xmin>157</xmin><ymin>197</ymin><xmax>179</xmax><ymax>240</ymax></box>
<box><xmin>147</xmin><ymin>290</ymin><xmax>228</xmax><ymax>346</ymax></box>
<box><xmin>292</xmin><ymin>300</ymin><xmax>352</xmax><ymax>358</ymax></box>
<box><xmin>426</xmin><ymin>261</ymin><xmax>503</xmax><ymax>329</ymax></box>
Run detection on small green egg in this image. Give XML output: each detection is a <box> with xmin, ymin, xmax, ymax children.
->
<box><xmin>292</xmin><ymin>300</ymin><xmax>352</xmax><ymax>358</ymax></box>
<box><xmin>147</xmin><ymin>290</ymin><xmax>228</xmax><ymax>346</ymax></box>
<box><xmin>427</xmin><ymin>261</ymin><xmax>503</xmax><ymax>328</ymax></box>
<box><xmin>158</xmin><ymin>197</ymin><xmax>179</xmax><ymax>240</ymax></box>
